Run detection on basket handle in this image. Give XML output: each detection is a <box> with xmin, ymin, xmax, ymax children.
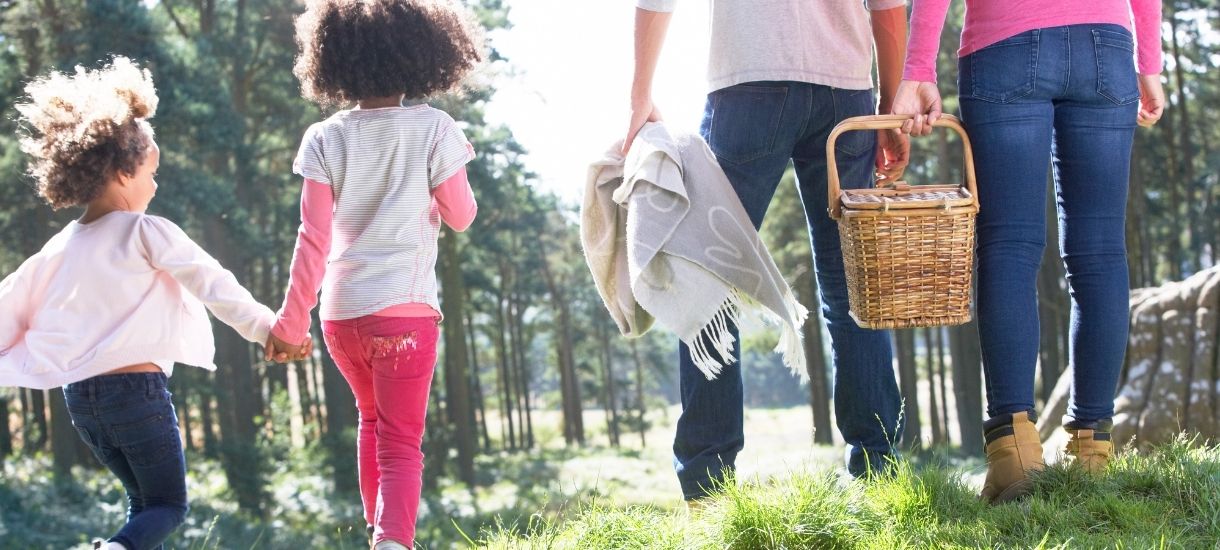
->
<box><xmin>826</xmin><ymin>114</ymin><xmax>978</xmax><ymax>220</ymax></box>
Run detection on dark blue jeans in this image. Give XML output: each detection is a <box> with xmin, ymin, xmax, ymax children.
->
<box><xmin>64</xmin><ymin>373</ymin><xmax>188</xmax><ymax>550</ymax></box>
<box><xmin>673</xmin><ymin>81</ymin><xmax>902</xmax><ymax>499</ymax></box>
<box><xmin>959</xmin><ymin>24</ymin><xmax>1138</xmax><ymax>424</ymax></box>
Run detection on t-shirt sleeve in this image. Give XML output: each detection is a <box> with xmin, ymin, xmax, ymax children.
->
<box><xmin>138</xmin><ymin>216</ymin><xmax>275</xmax><ymax>345</ymax></box>
<box><xmin>865</xmin><ymin>0</ymin><xmax>906</xmax><ymax>10</ymax></box>
<box><xmin>293</xmin><ymin>124</ymin><xmax>332</xmax><ymax>185</ymax></box>
<box><xmin>430</xmin><ymin>116</ymin><xmax>476</xmax><ymax>189</ymax></box>
<box><xmin>636</xmin><ymin>0</ymin><xmax>676</xmax><ymax>12</ymax></box>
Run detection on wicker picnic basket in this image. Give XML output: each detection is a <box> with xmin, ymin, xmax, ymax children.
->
<box><xmin>827</xmin><ymin>114</ymin><xmax>979</xmax><ymax>330</ymax></box>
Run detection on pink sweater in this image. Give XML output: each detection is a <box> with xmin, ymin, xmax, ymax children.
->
<box><xmin>903</xmin><ymin>0</ymin><xmax>1163</xmax><ymax>82</ymax></box>
<box><xmin>271</xmin><ymin>168</ymin><xmax>477</xmax><ymax>343</ymax></box>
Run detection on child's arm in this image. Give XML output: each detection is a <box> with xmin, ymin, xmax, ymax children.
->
<box><xmin>0</xmin><ymin>265</ymin><xmax>31</xmax><ymax>352</ymax></box>
<box><xmin>138</xmin><ymin>216</ymin><xmax>276</xmax><ymax>345</ymax></box>
<box><xmin>433</xmin><ymin>166</ymin><xmax>477</xmax><ymax>232</ymax></box>
<box><xmin>270</xmin><ymin>178</ymin><xmax>333</xmax><ymax>346</ymax></box>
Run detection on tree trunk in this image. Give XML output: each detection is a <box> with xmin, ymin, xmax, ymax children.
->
<box><xmin>950</xmin><ymin>322</ymin><xmax>985</xmax><ymax>451</ymax></box>
<box><xmin>50</xmin><ymin>390</ymin><xmax>80</xmax><ymax>478</ymax></box>
<box><xmin>536</xmin><ymin>233</ymin><xmax>583</xmax><ymax>446</ymax></box>
<box><xmin>597</xmin><ymin>318</ymin><xmax>621</xmax><ymax>447</ymax></box>
<box><xmin>896</xmin><ymin>330</ymin><xmax>922</xmax><ymax>449</ymax></box>
<box><xmin>438</xmin><ymin>229</ymin><xmax>476</xmax><ymax>485</ymax></box>
<box><xmin>510</xmin><ymin>288</ymin><xmax>535</xmax><ymax>448</ymax></box>
<box><xmin>0</xmin><ymin>397</ymin><xmax>12</xmax><ymax>457</ymax></box>
<box><xmin>935</xmin><ymin>328</ymin><xmax>951</xmax><ymax>445</ymax></box>
<box><xmin>631</xmin><ymin>341</ymin><xmax>648</xmax><ymax>449</ymax></box>
<box><xmin>465</xmin><ymin>305</ymin><xmax>492</xmax><ymax>451</ymax></box>
<box><xmin>30</xmin><ymin>389</ymin><xmax>48</xmax><ymax>452</ymax></box>
<box><xmin>925</xmin><ymin>329</ymin><xmax>943</xmax><ymax>446</ymax></box>
<box><xmin>200</xmin><ymin>382</ymin><xmax>219</xmax><ymax>459</ymax></box>
<box><xmin>494</xmin><ymin>270</ymin><xmax>517</xmax><ymax>450</ymax></box>
<box><xmin>796</xmin><ymin>269</ymin><xmax>833</xmax><ymax>444</ymax></box>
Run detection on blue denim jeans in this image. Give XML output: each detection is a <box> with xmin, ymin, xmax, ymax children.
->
<box><xmin>64</xmin><ymin>373</ymin><xmax>188</xmax><ymax>550</ymax></box>
<box><xmin>959</xmin><ymin>24</ymin><xmax>1139</xmax><ymax>424</ymax></box>
<box><xmin>673</xmin><ymin>81</ymin><xmax>902</xmax><ymax>499</ymax></box>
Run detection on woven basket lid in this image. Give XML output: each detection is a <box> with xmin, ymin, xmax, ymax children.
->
<box><xmin>840</xmin><ymin>183</ymin><xmax>974</xmax><ymax>211</ymax></box>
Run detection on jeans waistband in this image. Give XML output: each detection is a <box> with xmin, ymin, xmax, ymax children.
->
<box><xmin>64</xmin><ymin>372</ymin><xmax>168</xmax><ymax>399</ymax></box>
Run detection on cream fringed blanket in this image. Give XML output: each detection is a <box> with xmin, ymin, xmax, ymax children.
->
<box><xmin>580</xmin><ymin>122</ymin><xmax>808</xmax><ymax>380</ymax></box>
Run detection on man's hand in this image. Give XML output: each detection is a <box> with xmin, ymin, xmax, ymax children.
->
<box><xmin>623</xmin><ymin>97</ymin><xmax>663</xmax><ymax>156</ymax></box>
<box><xmin>1137</xmin><ymin>74</ymin><xmax>1165</xmax><ymax>128</ymax></box>
<box><xmin>891</xmin><ymin>80</ymin><xmax>943</xmax><ymax>136</ymax></box>
<box><xmin>876</xmin><ymin>129</ymin><xmax>910</xmax><ymax>183</ymax></box>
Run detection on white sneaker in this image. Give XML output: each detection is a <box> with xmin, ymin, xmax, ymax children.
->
<box><xmin>373</xmin><ymin>540</ymin><xmax>410</xmax><ymax>550</ymax></box>
<box><xmin>100</xmin><ymin>543</ymin><xmax>129</xmax><ymax>550</ymax></box>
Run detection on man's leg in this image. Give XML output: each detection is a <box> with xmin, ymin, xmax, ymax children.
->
<box><xmin>674</xmin><ymin>81</ymin><xmax>807</xmax><ymax>499</ymax></box>
<box><xmin>793</xmin><ymin>86</ymin><xmax>901</xmax><ymax>477</ymax></box>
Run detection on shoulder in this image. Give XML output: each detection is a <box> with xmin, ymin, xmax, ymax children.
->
<box><xmin>134</xmin><ymin>213</ymin><xmax>192</xmax><ymax>245</ymax></box>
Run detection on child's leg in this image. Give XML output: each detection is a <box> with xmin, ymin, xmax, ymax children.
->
<box><xmin>322</xmin><ymin>321</ymin><xmax>380</xmax><ymax>527</ymax></box>
<box><xmin>366</xmin><ymin>317</ymin><xmax>440</xmax><ymax>547</ymax></box>
<box><xmin>65</xmin><ymin>374</ymin><xmax>188</xmax><ymax>550</ymax></box>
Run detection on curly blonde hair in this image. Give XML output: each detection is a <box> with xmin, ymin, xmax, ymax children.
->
<box><xmin>293</xmin><ymin>0</ymin><xmax>484</xmax><ymax>106</ymax></box>
<box><xmin>16</xmin><ymin>56</ymin><xmax>158</xmax><ymax>210</ymax></box>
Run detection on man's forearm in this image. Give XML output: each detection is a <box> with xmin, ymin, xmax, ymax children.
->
<box><xmin>871</xmin><ymin>6</ymin><xmax>908</xmax><ymax>113</ymax></box>
<box><xmin>632</xmin><ymin>7</ymin><xmax>673</xmax><ymax>102</ymax></box>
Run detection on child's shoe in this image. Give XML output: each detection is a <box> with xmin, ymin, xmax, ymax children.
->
<box><xmin>1064</xmin><ymin>418</ymin><xmax>1114</xmax><ymax>473</ymax></box>
<box><xmin>980</xmin><ymin>411</ymin><xmax>1045</xmax><ymax>504</ymax></box>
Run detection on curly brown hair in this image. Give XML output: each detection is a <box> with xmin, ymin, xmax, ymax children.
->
<box><xmin>16</xmin><ymin>57</ymin><xmax>158</xmax><ymax>210</ymax></box>
<box><xmin>294</xmin><ymin>0</ymin><xmax>484</xmax><ymax>106</ymax></box>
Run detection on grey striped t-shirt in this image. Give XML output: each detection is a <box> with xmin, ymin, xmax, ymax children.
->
<box><xmin>293</xmin><ymin>104</ymin><xmax>474</xmax><ymax>321</ymax></box>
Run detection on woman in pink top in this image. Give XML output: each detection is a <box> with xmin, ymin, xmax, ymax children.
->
<box><xmin>266</xmin><ymin>1</ymin><xmax>482</xmax><ymax>547</ymax></box>
<box><xmin>892</xmin><ymin>1</ymin><xmax>1167</xmax><ymax>503</ymax></box>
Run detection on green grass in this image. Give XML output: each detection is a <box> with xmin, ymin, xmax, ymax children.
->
<box><xmin>476</xmin><ymin>436</ymin><xmax>1220</xmax><ymax>550</ymax></box>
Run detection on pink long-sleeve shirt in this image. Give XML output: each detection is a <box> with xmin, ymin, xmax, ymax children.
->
<box><xmin>903</xmin><ymin>0</ymin><xmax>1163</xmax><ymax>82</ymax></box>
<box><xmin>270</xmin><ymin>168</ymin><xmax>476</xmax><ymax>344</ymax></box>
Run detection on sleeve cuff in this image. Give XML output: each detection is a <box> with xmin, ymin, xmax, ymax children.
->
<box><xmin>636</xmin><ymin>0</ymin><xmax>676</xmax><ymax>12</ymax></box>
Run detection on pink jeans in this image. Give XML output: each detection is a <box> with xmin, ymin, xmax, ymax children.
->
<box><xmin>322</xmin><ymin>315</ymin><xmax>439</xmax><ymax>547</ymax></box>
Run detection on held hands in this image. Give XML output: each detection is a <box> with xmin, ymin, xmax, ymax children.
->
<box><xmin>891</xmin><ymin>80</ymin><xmax>943</xmax><ymax>136</ymax></box>
<box><xmin>264</xmin><ymin>332</ymin><xmax>313</xmax><ymax>364</ymax></box>
<box><xmin>1137</xmin><ymin>74</ymin><xmax>1165</xmax><ymax>128</ymax></box>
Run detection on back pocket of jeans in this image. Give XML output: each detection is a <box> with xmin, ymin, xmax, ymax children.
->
<box><xmin>705</xmin><ymin>84</ymin><xmax>788</xmax><ymax>165</ymax></box>
<box><xmin>1093</xmin><ymin>28</ymin><xmax>1140</xmax><ymax>105</ymax></box>
<box><xmin>963</xmin><ymin>30</ymin><xmax>1040</xmax><ymax>104</ymax></box>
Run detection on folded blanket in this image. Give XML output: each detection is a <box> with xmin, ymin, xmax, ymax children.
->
<box><xmin>581</xmin><ymin>122</ymin><xmax>808</xmax><ymax>380</ymax></box>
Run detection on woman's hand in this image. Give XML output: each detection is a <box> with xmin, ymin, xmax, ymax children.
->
<box><xmin>876</xmin><ymin>129</ymin><xmax>910</xmax><ymax>182</ymax></box>
<box><xmin>1137</xmin><ymin>74</ymin><xmax>1165</xmax><ymax>128</ymax></box>
<box><xmin>891</xmin><ymin>80</ymin><xmax>943</xmax><ymax>136</ymax></box>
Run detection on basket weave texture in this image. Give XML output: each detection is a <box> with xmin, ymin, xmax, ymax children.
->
<box><xmin>827</xmin><ymin>115</ymin><xmax>979</xmax><ymax>330</ymax></box>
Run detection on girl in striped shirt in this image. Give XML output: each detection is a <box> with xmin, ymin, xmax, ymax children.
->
<box><xmin>268</xmin><ymin>1</ymin><xmax>482</xmax><ymax>547</ymax></box>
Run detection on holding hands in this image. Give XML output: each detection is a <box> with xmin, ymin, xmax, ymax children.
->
<box><xmin>265</xmin><ymin>332</ymin><xmax>313</xmax><ymax>363</ymax></box>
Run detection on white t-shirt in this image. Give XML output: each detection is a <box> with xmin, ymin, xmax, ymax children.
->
<box><xmin>293</xmin><ymin>104</ymin><xmax>475</xmax><ymax>321</ymax></box>
<box><xmin>0</xmin><ymin>212</ymin><xmax>275</xmax><ymax>390</ymax></box>
<box><xmin>637</xmin><ymin>0</ymin><xmax>907</xmax><ymax>91</ymax></box>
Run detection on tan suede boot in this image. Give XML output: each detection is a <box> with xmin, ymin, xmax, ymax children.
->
<box><xmin>1064</xmin><ymin>419</ymin><xmax>1114</xmax><ymax>473</ymax></box>
<box><xmin>980</xmin><ymin>411</ymin><xmax>1045</xmax><ymax>504</ymax></box>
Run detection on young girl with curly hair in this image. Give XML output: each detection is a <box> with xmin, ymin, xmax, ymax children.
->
<box><xmin>0</xmin><ymin>58</ymin><xmax>298</xmax><ymax>550</ymax></box>
<box><xmin>267</xmin><ymin>1</ymin><xmax>483</xmax><ymax>547</ymax></box>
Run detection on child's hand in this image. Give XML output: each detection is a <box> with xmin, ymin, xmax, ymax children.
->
<box><xmin>265</xmin><ymin>333</ymin><xmax>313</xmax><ymax>363</ymax></box>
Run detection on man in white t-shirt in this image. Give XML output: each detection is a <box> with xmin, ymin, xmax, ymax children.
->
<box><xmin>623</xmin><ymin>0</ymin><xmax>911</xmax><ymax>502</ymax></box>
